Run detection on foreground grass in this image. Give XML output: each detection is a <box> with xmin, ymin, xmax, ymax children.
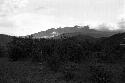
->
<box><xmin>0</xmin><ymin>58</ymin><xmax>125</xmax><ymax>83</ymax></box>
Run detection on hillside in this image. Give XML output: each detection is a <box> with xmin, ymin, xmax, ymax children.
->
<box><xmin>98</xmin><ymin>33</ymin><xmax>125</xmax><ymax>47</ymax></box>
<box><xmin>1</xmin><ymin>32</ymin><xmax>125</xmax><ymax>83</ymax></box>
<box><xmin>0</xmin><ymin>34</ymin><xmax>13</xmax><ymax>47</ymax></box>
<box><xmin>0</xmin><ymin>34</ymin><xmax>13</xmax><ymax>56</ymax></box>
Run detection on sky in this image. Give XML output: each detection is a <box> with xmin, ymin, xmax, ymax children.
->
<box><xmin>0</xmin><ymin>0</ymin><xmax>124</xmax><ymax>36</ymax></box>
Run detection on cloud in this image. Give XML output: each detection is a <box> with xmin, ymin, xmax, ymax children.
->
<box><xmin>0</xmin><ymin>0</ymin><xmax>124</xmax><ymax>36</ymax></box>
<box><xmin>95</xmin><ymin>23</ymin><xmax>117</xmax><ymax>31</ymax></box>
<box><xmin>0</xmin><ymin>0</ymin><xmax>47</xmax><ymax>36</ymax></box>
<box><xmin>96</xmin><ymin>24</ymin><xmax>111</xmax><ymax>31</ymax></box>
<box><xmin>34</xmin><ymin>6</ymin><xmax>45</xmax><ymax>11</ymax></box>
<box><xmin>94</xmin><ymin>22</ymin><xmax>120</xmax><ymax>31</ymax></box>
<box><xmin>0</xmin><ymin>21</ymin><xmax>14</xmax><ymax>28</ymax></box>
<box><xmin>118</xmin><ymin>19</ymin><xmax>125</xmax><ymax>29</ymax></box>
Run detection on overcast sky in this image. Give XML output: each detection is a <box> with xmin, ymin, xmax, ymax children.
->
<box><xmin>0</xmin><ymin>0</ymin><xmax>124</xmax><ymax>36</ymax></box>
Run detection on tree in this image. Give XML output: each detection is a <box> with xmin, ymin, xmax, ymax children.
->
<box><xmin>0</xmin><ymin>44</ymin><xmax>3</xmax><ymax>57</ymax></box>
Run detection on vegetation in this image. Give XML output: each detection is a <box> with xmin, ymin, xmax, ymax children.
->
<box><xmin>0</xmin><ymin>44</ymin><xmax>3</xmax><ymax>57</ymax></box>
<box><xmin>0</xmin><ymin>32</ymin><xmax>125</xmax><ymax>82</ymax></box>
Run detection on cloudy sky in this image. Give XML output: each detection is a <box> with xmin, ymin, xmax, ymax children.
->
<box><xmin>0</xmin><ymin>0</ymin><xmax>124</xmax><ymax>36</ymax></box>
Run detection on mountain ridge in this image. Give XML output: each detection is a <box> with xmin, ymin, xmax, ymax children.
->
<box><xmin>30</xmin><ymin>25</ymin><xmax>121</xmax><ymax>38</ymax></box>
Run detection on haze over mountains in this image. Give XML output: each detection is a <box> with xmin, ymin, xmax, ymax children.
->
<box><xmin>30</xmin><ymin>25</ymin><xmax>121</xmax><ymax>38</ymax></box>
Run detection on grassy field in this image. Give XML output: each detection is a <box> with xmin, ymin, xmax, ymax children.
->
<box><xmin>0</xmin><ymin>57</ymin><xmax>125</xmax><ymax>83</ymax></box>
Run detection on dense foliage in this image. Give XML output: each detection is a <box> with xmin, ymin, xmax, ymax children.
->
<box><xmin>0</xmin><ymin>44</ymin><xmax>3</xmax><ymax>57</ymax></box>
<box><xmin>6</xmin><ymin>33</ymin><xmax>125</xmax><ymax>72</ymax></box>
<box><xmin>0</xmin><ymin>33</ymin><xmax>125</xmax><ymax>83</ymax></box>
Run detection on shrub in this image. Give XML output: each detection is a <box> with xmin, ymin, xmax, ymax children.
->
<box><xmin>89</xmin><ymin>65</ymin><xmax>113</xmax><ymax>83</ymax></box>
<box><xmin>8</xmin><ymin>37</ymin><xmax>33</xmax><ymax>61</ymax></box>
<box><xmin>0</xmin><ymin>45</ymin><xmax>3</xmax><ymax>57</ymax></box>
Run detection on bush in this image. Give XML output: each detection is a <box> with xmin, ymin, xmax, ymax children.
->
<box><xmin>0</xmin><ymin>44</ymin><xmax>6</xmax><ymax>57</ymax></box>
<box><xmin>63</xmin><ymin>71</ymin><xmax>75</xmax><ymax>81</ymax></box>
<box><xmin>120</xmin><ymin>67</ymin><xmax>125</xmax><ymax>82</ymax></box>
<box><xmin>8</xmin><ymin>37</ymin><xmax>33</xmax><ymax>61</ymax></box>
<box><xmin>89</xmin><ymin>65</ymin><xmax>113</xmax><ymax>83</ymax></box>
<box><xmin>0</xmin><ymin>45</ymin><xmax>3</xmax><ymax>57</ymax></box>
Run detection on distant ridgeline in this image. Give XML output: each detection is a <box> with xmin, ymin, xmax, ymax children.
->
<box><xmin>29</xmin><ymin>25</ymin><xmax>119</xmax><ymax>38</ymax></box>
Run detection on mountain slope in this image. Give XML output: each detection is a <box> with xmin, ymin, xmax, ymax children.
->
<box><xmin>30</xmin><ymin>26</ymin><xmax>119</xmax><ymax>38</ymax></box>
<box><xmin>99</xmin><ymin>33</ymin><xmax>125</xmax><ymax>46</ymax></box>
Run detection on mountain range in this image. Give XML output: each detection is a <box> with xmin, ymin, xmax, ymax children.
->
<box><xmin>0</xmin><ymin>25</ymin><xmax>125</xmax><ymax>49</ymax></box>
<box><xmin>30</xmin><ymin>25</ymin><xmax>120</xmax><ymax>38</ymax></box>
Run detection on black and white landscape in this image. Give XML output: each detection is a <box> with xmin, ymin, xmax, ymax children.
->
<box><xmin>0</xmin><ymin>0</ymin><xmax>125</xmax><ymax>83</ymax></box>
